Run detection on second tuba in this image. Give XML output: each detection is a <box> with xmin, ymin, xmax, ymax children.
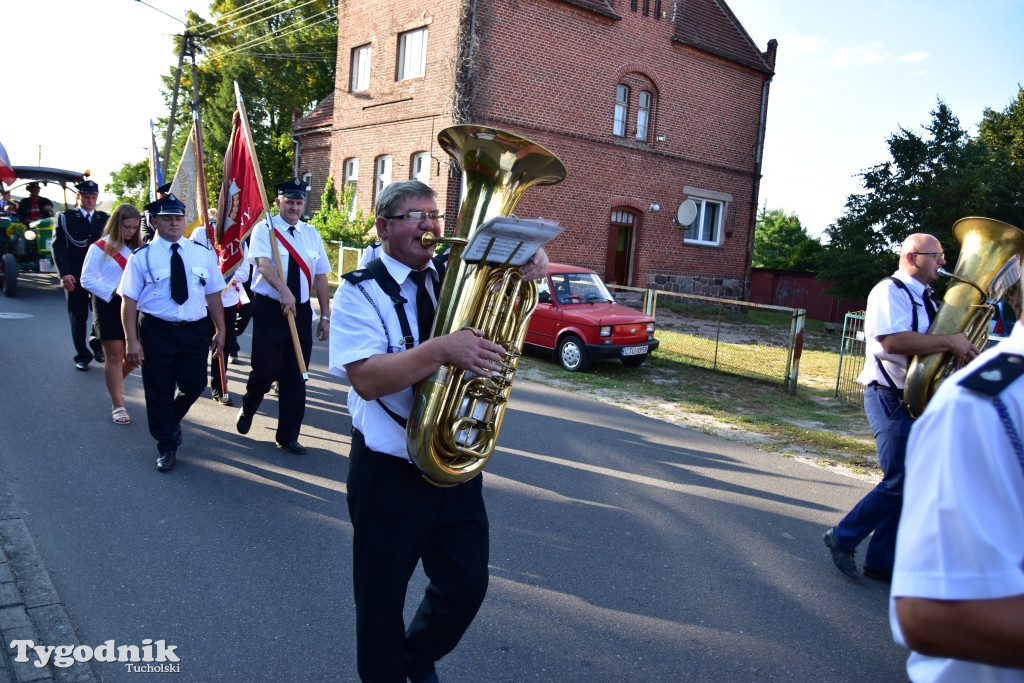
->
<box><xmin>903</xmin><ymin>217</ymin><xmax>1024</xmax><ymax>418</ymax></box>
<box><xmin>406</xmin><ymin>125</ymin><xmax>567</xmax><ymax>486</ymax></box>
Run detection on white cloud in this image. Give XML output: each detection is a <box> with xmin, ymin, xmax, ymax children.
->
<box><xmin>828</xmin><ymin>43</ymin><xmax>892</xmax><ymax>66</ymax></box>
<box><xmin>777</xmin><ymin>32</ymin><xmax>827</xmax><ymax>58</ymax></box>
<box><xmin>898</xmin><ymin>51</ymin><xmax>929</xmax><ymax>63</ymax></box>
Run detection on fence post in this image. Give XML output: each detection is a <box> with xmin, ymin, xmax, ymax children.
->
<box><xmin>784</xmin><ymin>309</ymin><xmax>806</xmax><ymax>395</ymax></box>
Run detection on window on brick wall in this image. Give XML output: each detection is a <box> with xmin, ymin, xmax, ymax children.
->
<box><xmin>375</xmin><ymin>156</ymin><xmax>393</xmax><ymax>202</ymax></box>
<box><xmin>344</xmin><ymin>158</ymin><xmax>358</xmax><ymax>220</ymax></box>
<box><xmin>684</xmin><ymin>198</ymin><xmax>724</xmax><ymax>245</ymax></box>
<box><xmin>351</xmin><ymin>44</ymin><xmax>371</xmax><ymax>92</ymax></box>
<box><xmin>397</xmin><ymin>28</ymin><xmax>427</xmax><ymax>81</ymax></box>
<box><xmin>636</xmin><ymin>91</ymin><xmax>652</xmax><ymax>141</ymax></box>
<box><xmin>630</xmin><ymin>0</ymin><xmax>661</xmax><ymax>16</ymax></box>
<box><xmin>613</xmin><ymin>85</ymin><xmax>629</xmax><ymax>137</ymax></box>
<box><xmin>411</xmin><ymin>152</ymin><xmax>431</xmax><ymax>185</ymax></box>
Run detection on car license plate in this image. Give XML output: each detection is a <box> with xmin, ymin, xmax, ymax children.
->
<box><xmin>621</xmin><ymin>345</ymin><xmax>647</xmax><ymax>357</ymax></box>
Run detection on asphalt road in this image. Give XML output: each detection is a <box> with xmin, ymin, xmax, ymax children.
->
<box><xmin>0</xmin><ymin>272</ymin><xmax>908</xmax><ymax>681</ymax></box>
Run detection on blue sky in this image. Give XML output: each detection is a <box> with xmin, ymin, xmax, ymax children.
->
<box><xmin>726</xmin><ymin>0</ymin><xmax>1024</xmax><ymax>237</ymax></box>
<box><xmin>4</xmin><ymin>1</ymin><xmax>1022</xmax><ymax>239</ymax></box>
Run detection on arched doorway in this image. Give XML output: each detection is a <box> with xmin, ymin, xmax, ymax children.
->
<box><xmin>609</xmin><ymin>209</ymin><xmax>637</xmax><ymax>285</ymax></box>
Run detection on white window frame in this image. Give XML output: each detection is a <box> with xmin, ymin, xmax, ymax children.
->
<box><xmin>684</xmin><ymin>199</ymin><xmax>724</xmax><ymax>245</ymax></box>
<box><xmin>613</xmin><ymin>85</ymin><xmax>629</xmax><ymax>137</ymax></box>
<box><xmin>636</xmin><ymin>91</ymin><xmax>651</xmax><ymax>141</ymax></box>
<box><xmin>397</xmin><ymin>28</ymin><xmax>428</xmax><ymax>81</ymax></box>
<box><xmin>682</xmin><ymin>187</ymin><xmax>732</xmax><ymax>246</ymax></box>
<box><xmin>375</xmin><ymin>155</ymin><xmax>393</xmax><ymax>198</ymax></box>
<box><xmin>411</xmin><ymin>152</ymin><xmax>431</xmax><ymax>184</ymax></box>
<box><xmin>351</xmin><ymin>44</ymin><xmax>371</xmax><ymax>92</ymax></box>
<box><xmin>343</xmin><ymin>158</ymin><xmax>359</xmax><ymax>220</ymax></box>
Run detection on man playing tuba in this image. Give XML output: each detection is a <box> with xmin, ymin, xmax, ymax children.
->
<box><xmin>824</xmin><ymin>233</ymin><xmax>979</xmax><ymax>583</ymax></box>
<box><xmin>329</xmin><ymin>180</ymin><xmax>547</xmax><ymax>682</ymax></box>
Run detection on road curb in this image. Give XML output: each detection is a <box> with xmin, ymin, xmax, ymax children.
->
<box><xmin>0</xmin><ymin>483</ymin><xmax>95</xmax><ymax>683</ymax></box>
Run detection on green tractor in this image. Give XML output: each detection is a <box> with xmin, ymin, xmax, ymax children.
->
<box><xmin>1</xmin><ymin>167</ymin><xmax>86</xmax><ymax>297</ymax></box>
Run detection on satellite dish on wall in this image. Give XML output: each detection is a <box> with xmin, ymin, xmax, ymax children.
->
<box><xmin>677</xmin><ymin>199</ymin><xmax>697</xmax><ymax>226</ymax></box>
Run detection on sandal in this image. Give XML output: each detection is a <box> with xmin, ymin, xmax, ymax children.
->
<box><xmin>112</xmin><ymin>407</ymin><xmax>131</xmax><ymax>425</ymax></box>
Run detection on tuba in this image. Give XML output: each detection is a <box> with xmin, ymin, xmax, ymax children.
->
<box><xmin>406</xmin><ymin>125</ymin><xmax>567</xmax><ymax>486</ymax></box>
<box><xmin>903</xmin><ymin>217</ymin><xmax>1024</xmax><ymax>418</ymax></box>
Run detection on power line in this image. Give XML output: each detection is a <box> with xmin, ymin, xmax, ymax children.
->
<box><xmin>213</xmin><ymin>8</ymin><xmax>336</xmax><ymax>59</ymax></box>
<box><xmin>201</xmin><ymin>0</ymin><xmax>327</xmax><ymax>42</ymax></box>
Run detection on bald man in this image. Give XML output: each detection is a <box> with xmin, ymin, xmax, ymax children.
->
<box><xmin>823</xmin><ymin>233</ymin><xmax>979</xmax><ymax>583</ymax></box>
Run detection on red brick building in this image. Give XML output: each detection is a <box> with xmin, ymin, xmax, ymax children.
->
<box><xmin>300</xmin><ymin>0</ymin><xmax>776</xmax><ymax>296</ymax></box>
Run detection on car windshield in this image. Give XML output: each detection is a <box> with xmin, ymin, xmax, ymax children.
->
<box><xmin>549</xmin><ymin>272</ymin><xmax>615</xmax><ymax>304</ymax></box>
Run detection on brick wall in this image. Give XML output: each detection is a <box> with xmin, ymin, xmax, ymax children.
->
<box><xmin>295</xmin><ymin>130</ymin><xmax>332</xmax><ymax>215</ymax></box>
<box><xmin>321</xmin><ymin>0</ymin><xmax>774</xmax><ymax>296</ymax></box>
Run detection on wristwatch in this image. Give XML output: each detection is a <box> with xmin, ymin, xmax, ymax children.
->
<box><xmin>320</xmin><ymin>315</ymin><xmax>330</xmax><ymax>322</ymax></box>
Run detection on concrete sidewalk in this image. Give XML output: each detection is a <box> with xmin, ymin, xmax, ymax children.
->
<box><xmin>0</xmin><ymin>482</ymin><xmax>95</xmax><ymax>683</ymax></box>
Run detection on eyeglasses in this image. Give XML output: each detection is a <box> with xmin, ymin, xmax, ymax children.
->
<box><xmin>913</xmin><ymin>252</ymin><xmax>945</xmax><ymax>260</ymax></box>
<box><xmin>384</xmin><ymin>211</ymin><xmax>443</xmax><ymax>222</ymax></box>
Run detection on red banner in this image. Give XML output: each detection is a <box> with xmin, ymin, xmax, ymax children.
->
<box><xmin>215</xmin><ymin>111</ymin><xmax>263</xmax><ymax>278</ymax></box>
<box><xmin>0</xmin><ymin>141</ymin><xmax>16</xmax><ymax>187</ymax></box>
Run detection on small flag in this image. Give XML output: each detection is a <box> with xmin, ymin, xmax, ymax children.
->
<box><xmin>169</xmin><ymin>124</ymin><xmax>204</xmax><ymax>238</ymax></box>
<box><xmin>0</xmin><ymin>141</ymin><xmax>16</xmax><ymax>187</ymax></box>
<box><xmin>216</xmin><ymin>110</ymin><xmax>264</xmax><ymax>278</ymax></box>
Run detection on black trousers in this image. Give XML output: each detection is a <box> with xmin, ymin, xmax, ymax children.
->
<box><xmin>347</xmin><ymin>429</ymin><xmax>489</xmax><ymax>682</ymax></box>
<box><xmin>67</xmin><ymin>285</ymin><xmax>99</xmax><ymax>363</ymax></box>
<box><xmin>139</xmin><ymin>314</ymin><xmax>212</xmax><ymax>453</ymax></box>
<box><xmin>241</xmin><ymin>294</ymin><xmax>312</xmax><ymax>443</ymax></box>
<box><xmin>210</xmin><ymin>304</ymin><xmax>239</xmax><ymax>397</ymax></box>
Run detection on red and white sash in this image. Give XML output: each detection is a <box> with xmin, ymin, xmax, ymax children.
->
<box><xmin>94</xmin><ymin>240</ymin><xmax>128</xmax><ymax>270</ymax></box>
<box><xmin>274</xmin><ymin>227</ymin><xmax>312</xmax><ymax>292</ymax></box>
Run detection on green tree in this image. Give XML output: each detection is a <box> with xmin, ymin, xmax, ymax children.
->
<box><xmin>310</xmin><ymin>175</ymin><xmax>375</xmax><ymax>243</ymax></box>
<box><xmin>819</xmin><ymin>98</ymin><xmax>1020</xmax><ymax>300</ymax></box>
<box><xmin>151</xmin><ymin>2</ymin><xmax>337</xmax><ymax>211</ymax></box>
<box><xmin>977</xmin><ymin>85</ymin><xmax>1024</xmax><ymax>228</ymax></box>
<box><xmin>752</xmin><ymin>208</ymin><xmax>823</xmax><ymax>271</ymax></box>
<box><xmin>106</xmin><ymin>159</ymin><xmax>150</xmax><ymax>207</ymax></box>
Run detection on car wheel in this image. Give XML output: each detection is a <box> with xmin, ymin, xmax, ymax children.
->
<box><xmin>621</xmin><ymin>353</ymin><xmax>648</xmax><ymax>368</ymax></box>
<box><xmin>1</xmin><ymin>253</ymin><xmax>17</xmax><ymax>297</ymax></box>
<box><xmin>556</xmin><ymin>335</ymin><xmax>590</xmax><ymax>372</ymax></box>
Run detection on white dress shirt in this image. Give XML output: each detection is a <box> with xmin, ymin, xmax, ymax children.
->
<box><xmin>890</xmin><ymin>323</ymin><xmax>1024</xmax><ymax>682</ymax></box>
<box><xmin>857</xmin><ymin>269</ymin><xmax>934</xmax><ymax>388</ymax></box>
<box><xmin>118</xmin><ymin>236</ymin><xmax>226</xmax><ymax>321</ymax></box>
<box><xmin>329</xmin><ymin>253</ymin><xmax>440</xmax><ymax>460</ymax></box>
<box><xmin>249</xmin><ymin>216</ymin><xmax>329</xmax><ymax>303</ymax></box>
<box><xmin>80</xmin><ymin>241</ymin><xmax>131</xmax><ymax>302</ymax></box>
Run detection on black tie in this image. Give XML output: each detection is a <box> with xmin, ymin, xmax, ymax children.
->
<box><xmin>923</xmin><ymin>287</ymin><xmax>938</xmax><ymax>324</ymax></box>
<box><xmin>286</xmin><ymin>226</ymin><xmax>302</xmax><ymax>302</ymax></box>
<box><xmin>170</xmin><ymin>243</ymin><xmax>188</xmax><ymax>305</ymax></box>
<box><xmin>411</xmin><ymin>270</ymin><xmax>435</xmax><ymax>342</ymax></box>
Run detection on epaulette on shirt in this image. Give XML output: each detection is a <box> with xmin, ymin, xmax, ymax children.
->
<box><xmin>958</xmin><ymin>353</ymin><xmax>1024</xmax><ymax>397</ymax></box>
<box><xmin>342</xmin><ymin>268</ymin><xmax>374</xmax><ymax>286</ymax></box>
<box><xmin>132</xmin><ymin>244</ymin><xmax>151</xmax><ymax>254</ymax></box>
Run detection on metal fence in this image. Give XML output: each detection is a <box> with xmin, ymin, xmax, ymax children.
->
<box><xmin>835</xmin><ymin>311</ymin><xmax>867</xmax><ymax>405</ymax></box>
<box><xmin>608</xmin><ymin>285</ymin><xmax>807</xmax><ymax>394</ymax></box>
<box><xmin>324</xmin><ymin>242</ymin><xmax>371</xmax><ymax>285</ymax></box>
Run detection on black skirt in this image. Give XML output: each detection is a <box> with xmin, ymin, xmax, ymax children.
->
<box><xmin>92</xmin><ymin>293</ymin><xmax>126</xmax><ymax>342</ymax></box>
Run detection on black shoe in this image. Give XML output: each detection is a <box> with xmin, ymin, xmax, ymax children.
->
<box><xmin>236</xmin><ymin>409</ymin><xmax>253</xmax><ymax>435</ymax></box>
<box><xmin>228</xmin><ymin>354</ymin><xmax>240</xmax><ymax>365</ymax></box>
<box><xmin>863</xmin><ymin>565</ymin><xmax>893</xmax><ymax>583</ymax></box>
<box><xmin>75</xmin><ymin>361</ymin><xmax>89</xmax><ymax>371</ymax></box>
<box><xmin>275</xmin><ymin>440</ymin><xmax>307</xmax><ymax>455</ymax></box>
<box><xmin>212</xmin><ymin>393</ymin><xmax>234</xmax><ymax>406</ymax></box>
<box><xmin>94</xmin><ymin>350</ymin><xmax>105</xmax><ymax>363</ymax></box>
<box><xmin>823</xmin><ymin>527</ymin><xmax>860</xmax><ymax>578</ymax></box>
<box><xmin>156</xmin><ymin>451</ymin><xmax>176</xmax><ymax>471</ymax></box>
<box><xmin>408</xmin><ymin>668</ymin><xmax>440</xmax><ymax>683</ymax></box>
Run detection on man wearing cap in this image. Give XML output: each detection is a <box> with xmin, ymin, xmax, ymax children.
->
<box><xmin>52</xmin><ymin>179</ymin><xmax>109</xmax><ymax>370</ymax></box>
<box><xmin>235</xmin><ymin>178</ymin><xmax>331</xmax><ymax>455</ymax></box>
<box><xmin>119</xmin><ymin>193</ymin><xmax>227</xmax><ymax>472</ymax></box>
<box><xmin>141</xmin><ymin>182</ymin><xmax>172</xmax><ymax>243</ymax></box>
<box><xmin>16</xmin><ymin>182</ymin><xmax>53</xmax><ymax>225</ymax></box>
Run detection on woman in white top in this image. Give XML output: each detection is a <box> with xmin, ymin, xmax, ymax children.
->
<box><xmin>80</xmin><ymin>204</ymin><xmax>143</xmax><ymax>424</ymax></box>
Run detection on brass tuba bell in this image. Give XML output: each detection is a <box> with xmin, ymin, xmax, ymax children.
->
<box><xmin>903</xmin><ymin>217</ymin><xmax>1024</xmax><ymax>418</ymax></box>
<box><xmin>406</xmin><ymin>125</ymin><xmax>567</xmax><ymax>486</ymax></box>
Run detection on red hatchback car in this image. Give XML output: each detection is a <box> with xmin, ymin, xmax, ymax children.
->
<box><xmin>525</xmin><ymin>263</ymin><xmax>659</xmax><ymax>371</ymax></box>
